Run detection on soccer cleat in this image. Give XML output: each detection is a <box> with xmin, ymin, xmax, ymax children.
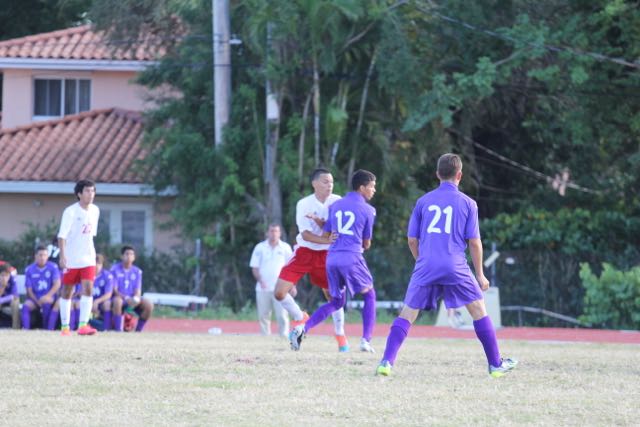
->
<box><xmin>77</xmin><ymin>324</ymin><xmax>98</xmax><ymax>336</ymax></box>
<box><xmin>60</xmin><ymin>327</ymin><xmax>71</xmax><ymax>337</ymax></box>
<box><xmin>335</xmin><ymin>335</ymin><xmax>349</xmax><ymax>352</ymax></box>
<box><xmin>290</xmin><ymin>312</ymin><xmax>310</xmax><ymax>329</ymax></box>
<box><xmin>376</xmin><ymin>360</ymin><xmax>392</xmax><ymax>376</ymax></box>
<box><xmin>359</xmin><ymin>338</ymin><xmax>375</xmax><ymax>353</ymax></box>
<box><xmin>489</xmin><ymin>357</ymin><xmax>518</xmax><ymax>378</ymax></box>
<box><xmin>289</xmin><ymin>325</ymin><xmax>305</xmax><ymax>351</ymax></box>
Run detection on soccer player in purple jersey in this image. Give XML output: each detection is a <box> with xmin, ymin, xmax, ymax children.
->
<box><xmin>22</xmin><ymin>246</ymin><xmax>61</xmax><ymax>330</ymax></box>
<box><xmin>111</xmin><ymin>246</ymin><xmax>154</xmax><ymax>332</ymax></box>
<box><xmin>377</xmin><ymin>154</ymin><xmax>517</xmax><ymax>378</ymax></box>
<box><xmin>91</xmin><ymin>254</ymin><xmax>114</xmax><ymax>331</ymax></box>
<box><xmin>0</xmin><ymin>263</ymin><xmax>20</xmax><ymax>328</ymax></box>
<box><xmin>290</xmin><ymin>170</ymin><xmax>378</xmax><ymax>353</ymax></box>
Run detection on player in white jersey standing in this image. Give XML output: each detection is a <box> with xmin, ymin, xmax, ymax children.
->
<box><xmin>57</xmin><ymin>179</ymin><xmax>100</xmax><ymax>336</ymax></box>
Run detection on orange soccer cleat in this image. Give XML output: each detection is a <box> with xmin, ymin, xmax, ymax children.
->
<box><xmin>77</xmin><ymin>324</ymin><xmax>97</xmax><ymax>336</ymax></box>
<box><xmin>60</xmin><ymin>327</ymin><xmax>72</xmax><ymax>337</ymax></box>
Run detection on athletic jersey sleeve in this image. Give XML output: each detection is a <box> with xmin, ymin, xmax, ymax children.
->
<box><xmin>283</xmin><ymin>243</ymin><xmax>293</xmax><ymax>261</ymax></box>
<box><xmin>363</xmin><ymin>206</ymin><xmax>376</xmax><ymax>240</ymax></box>
<box><xmin>464</xmin><ymin>201</ymin><xmax>480</xmax><ymax>240</ymax></box>
<box><xmin>322</xmin><ymin>205</ymin><xmax>334</xmax><ymax>233</ymax></box>
<box><xmin>57</xmin><ymin>207</ymin><xmax>73</xmax><ymax>239</ymax></box>
<box><xmin>295</xmin><ymin>199</ymin><xmax>313</xmax><ymax>233</ymax></box>
<box><xmin>24</xmin><ymin>266</ymin><xmax>34</xmax><ymax>290</ymax></box>
<box><xmin>407</xmin><ymin>200</ymin><xmax>423</xmax><ymax>239</ymax></box>
<box><xmin>51</xmin><ymin>263</ymin><xmax>61</xmax><ymax>281</ymax></box>
<box><xmin>249</xmin><ymin>244</ymin><xmax>262</xmax><ymax>268</ymax></box>
<box><xmin>105</xmin><ymin>273</ymin><xmax>114</xmax><ymax>295</ymax></box>
<box><xmin>134</xmin><ymin>269</ymin><xmax>143</xmax><ymax>292</ymax></box>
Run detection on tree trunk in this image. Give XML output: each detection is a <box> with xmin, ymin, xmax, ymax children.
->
<box><xmin>312</xmin><ymin>55</ymin><xmax>321</xmax><ymax>167</ymax></box>
<box><xmin>348</xmin><ymin>48</ymin><xmax>378</xmax><ymax>181</ymax></box>
<box><xmin>298</xmin><ymin>89</ymin><xmax>313</xmax><ymax>191</ymax></box>
<box><xmin>329</xmin><ymin>80</ymin><xmax>349</xmax><ymax>167</ymax></box>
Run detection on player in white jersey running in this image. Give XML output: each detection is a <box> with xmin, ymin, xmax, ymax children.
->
<box><xmin>57</xmin><ymin>179</ymin><xmax>100</xmax><ymax>336</ymax></box>
<box><xmin>274</xmin><ymin>168</ymin><xmax>349</xmax><ymax>352</ymax></box>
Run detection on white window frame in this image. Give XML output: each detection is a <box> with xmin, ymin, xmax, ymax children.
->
<box><xmin>32</xmin><ymin>76</ymin><xmax>92</xmax><ymax>121</ymax></box>
<box><xmin>98</xmin><ymin>202</ymin><xmax>154</xmax><ymax>252</ymax></box>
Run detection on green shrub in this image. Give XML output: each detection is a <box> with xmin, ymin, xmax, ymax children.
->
<box><xmin>579</xmin><ymin>263</ymin><xmax>640</xmax><ymax>330</ymax></box>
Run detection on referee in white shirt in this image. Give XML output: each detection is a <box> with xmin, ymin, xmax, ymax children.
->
<box><xmin>249</xmin><ymin>224</ymin><xmax>293</xmax><ymax>337</ymax></box>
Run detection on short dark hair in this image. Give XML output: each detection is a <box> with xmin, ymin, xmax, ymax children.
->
<box><xmin>35</xmin><ymin>245</ymin><xmax>48</xmax><ymax>254</ymax></box>
<box><xmin>437</xmin><ymin>153</ymin><xmax>462</xmax><ymax>180</ymax></box>
<box><xmin>0</xmin><ymin>263</ymin><xmax>12</xmax><ymax>274</ymax></box>
<box><xmin>267</xmin><ymin>223</ymin><xmax>281</xmax><ymax>231</ymax></box>
<box><xmin>310</xmin><ymin>168</ymin><xmax>331</xmax><ymax>183</ymax></box>
<box><xmin>351</xmin><ymin>169</ymin><xmax>376</xmax><ymax>191</ymax></box>
<box><xmin>121</xmin><ymin>245</ymin><xmax>135</xmax><ymax>255</ymax></box>
<box><xmin>74</xmin><ymin>179</ymin><xmax>96</xmax><ymax>200</ymax></box>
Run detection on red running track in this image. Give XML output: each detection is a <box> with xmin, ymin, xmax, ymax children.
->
<box><xmin>145</xmin><ymin>318</ymin><xmax>640</xmax><ymax>344</ymax></box>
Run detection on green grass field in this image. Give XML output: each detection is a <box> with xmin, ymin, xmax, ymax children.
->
<box><xmin>2</xmin><ymin>330</ymin><xmax>638</xmax><ymax>426</ymax></box>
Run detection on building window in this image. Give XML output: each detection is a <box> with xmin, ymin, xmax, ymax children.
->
<box><xmin>122</xmin><ymin>210</ymin><xmax>146</xmax><ymax>249</ymax></box>
<box><xmin>98</xmin><ymin>203</ymin><xmax>153</xmax><ymax>252</ymax></box>
<box><xmin>33</xmin><ymin>78</ymin><xmax>91</xmax><ymax>118</ymax></box>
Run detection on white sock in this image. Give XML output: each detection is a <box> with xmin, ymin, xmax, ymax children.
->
<box><xmin>332</xmin><ymin>307</ymin><xmax>345</xmax><ymax>336</ymax></box>
<box><xmin>79</xmin><ymin>295</ymin><xmax>93</xmax><ymax>324</ymax></box>
<box><xmin>279</xmin><ymin>293</ymin><xmax>304</xmax><ymax>321</ymax></box>
<box><xmin>59</xmin><ymin>298</ymin><xmax>71</xmax><ymax>327</ymax></box>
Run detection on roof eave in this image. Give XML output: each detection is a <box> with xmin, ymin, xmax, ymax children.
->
<box><xmin>0</xmin><ymin>181</ymin><xmax>176</xmax><ymax>197</ymax></box>
<box><xmin>0</xmin><ymin>58</ymin><xmax>155</xmax><ymax>72</ymax></box>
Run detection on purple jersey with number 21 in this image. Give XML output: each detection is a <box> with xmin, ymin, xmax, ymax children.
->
<box><xmin>408</xmin><ymin>181</ymin><xmax>480</xmax><ymax>287</ymax></box>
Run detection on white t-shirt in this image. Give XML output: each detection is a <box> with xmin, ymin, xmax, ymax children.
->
<box><xmin>249</xmin><ymin>240</ymin><xmax>293</xmax><ymax>292</ymax></box>
<box><xmin>57</xmin><ymin>202</ymin><xmax>100</xmax><ymax>269</ymax></box>
<box><xmin>295</xmin><ymin>193</ymin><xmax>341</xmax><ymax>251</ymax></box>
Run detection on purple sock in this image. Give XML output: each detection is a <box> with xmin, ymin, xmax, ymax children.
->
<box><xmin>41</xmin><ymin>303</ymin><xmax>52</xmax><ymax>329</ymax></box>
<box><xmin>135</xmin><ymin>318</ymin><xmax>147</xmax><ymax>332</ymax></box>
<box><xmin>114</xmin><ymin>314</ymin><xmax>123</xmax><ymax>332</ymax></box>
<box><xmin>304</xmin><ymin>294</ymin><xmax>345</xmax><ymax>334</ymax></box>
<box><xmin>70</xmin><ymin>309</ymin><xmax>79</xmax><ymax>330</ymax></box>
<box><xmin>361</xmin><ymin>288</ymin><xmax>376</xmax><ymax>342</ymax></box>
<box><xmin>103</xmin><ymin>311</ymin><xmax>112</xmax><ymax>331</ymax></box>
<box><xmin>48</xmin><ymin>309</ymin><xmax>59</xmax><ymax>330</ymax></box>
<box><xmin>21</xmin><ymin>306</ymin><xmax>31</xmax><ymax>330</ymax></box>
<box><xmin>473</xmin><ymin>315</ymin><xmax>501</xmax><ymax>367</ymax></box>
<box><xmin>381</xmin><ymin>317</ymin><xmax>411</xmax><ymax>365</ymax></box>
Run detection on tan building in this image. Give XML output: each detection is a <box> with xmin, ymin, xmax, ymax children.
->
<box><xmin>0</xmin><ymin>25</ymin><xmax>179</xmax><ymax>252</ymax></box>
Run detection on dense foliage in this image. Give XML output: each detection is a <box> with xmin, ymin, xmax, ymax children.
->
<box><xmin>69</xmin><ymin>0</ymin><xmax>640</xmax><ymax>324</ymax></box>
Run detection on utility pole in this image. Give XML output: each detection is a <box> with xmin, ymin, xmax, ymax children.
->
<box><xmin>264</xmin><ymin>23</ymin><xmax>282</xmax><ymax>226</ymax></box>
<box><xmin>212</xmin><ymin>0</ymin><xmax>231</xmax><ymax>146</ymax></box>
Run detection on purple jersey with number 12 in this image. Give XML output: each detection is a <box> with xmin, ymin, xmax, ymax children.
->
<box><xmin>323</xmin><ymin>191</ymin><xmax>376</xmax><ymax>253</ymax></box>
<box><xmin>408</xmin><ymin>181</ymin><xmax>480</xmax><ymax>287</ymax></box>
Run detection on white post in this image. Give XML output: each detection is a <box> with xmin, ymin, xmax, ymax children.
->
<box><xmin>213</xmin><ymin>0</ymin><xmax>231</xmax><ymax>147</ymax></box>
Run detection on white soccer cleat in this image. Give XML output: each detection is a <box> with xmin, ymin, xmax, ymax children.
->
<box><xmin>289</xmin><ymin>325</ymin><xmax>305</xmax><ymax>351</ymax></box>
<box><xmin>359</xmin><ymin>338</ymin><xmax>375</xmax><ymax>353</ymax></box>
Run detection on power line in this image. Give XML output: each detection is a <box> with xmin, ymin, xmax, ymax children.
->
<box><xmin>414</xmin><ymin>1</ymin><xmax>640</xmax><ymax>71</ymax></box>
<box><xmin>446</xmin><ymin>128</ymin><xmax>602</xmax><ymax>195</ymax></box>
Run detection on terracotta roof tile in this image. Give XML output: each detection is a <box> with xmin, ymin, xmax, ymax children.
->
<box><xmin>0</xmin><ymin>109</ymin><xmax>145</xmax><ymax>183</ymax></box>
<box><xmin>0</xmin><ymin>25</ymin><xmax>164</xmax><ymax>61</ymax></box>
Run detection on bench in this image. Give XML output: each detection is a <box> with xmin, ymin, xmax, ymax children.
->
<box><xmin>345</xmin><ymin>300</ymin><xmax>403</xmax><ymax>310</ymax></box>
<box><xmin>143</xmin><ymin>292</ymin><xmax>209</xmax><ymax>310</ymax></box>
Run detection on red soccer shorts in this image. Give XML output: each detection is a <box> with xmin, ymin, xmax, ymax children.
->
<box><xmin>62</xmin><ymin>266</ymin><xmax>96</xmax><ymax>285</ymax></box>
<box><xmin>278</xmin><ymin>246</ymin><xmax>328</xmax><ymax>289</ymax></box>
